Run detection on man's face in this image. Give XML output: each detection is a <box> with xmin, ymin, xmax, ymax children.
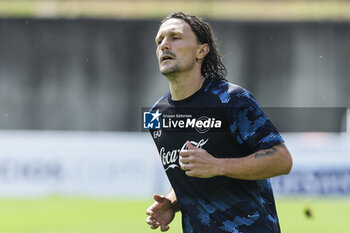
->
<box><xmin>155</xmin><ymin>18</ymin><xmax>200</xmax><ymax>77</ymax></box>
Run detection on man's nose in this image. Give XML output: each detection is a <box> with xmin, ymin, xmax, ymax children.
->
<box><xmin>160</xmin><ymin>38</ymin><xmax>170</xmax><ymax>51</ymax></box>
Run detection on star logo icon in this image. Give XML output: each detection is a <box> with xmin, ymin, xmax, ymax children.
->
<box><xmin>151</xmin><ymin>109</ymin><xmax>162</xmax><ymax>122</ymax></box>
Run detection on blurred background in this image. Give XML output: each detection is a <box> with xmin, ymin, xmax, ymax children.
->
<box><xmin>0</xmin><ymin>0</ymin><xmax>349</xmax><ymax>232</ymax></box>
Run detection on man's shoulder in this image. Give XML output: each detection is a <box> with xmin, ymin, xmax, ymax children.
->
<box><xmin>203</xmin><ymin>79</ymin><xmax>252</xmax><ymax>104</ymax></box>
<box><xmin>149</xmin><ymin>93</ymin><xmax>168</xmax><ymax>111</ymax></box>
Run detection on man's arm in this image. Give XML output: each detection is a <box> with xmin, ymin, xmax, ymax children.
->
<box><xmin>179</xmin><ymin>141</ymin><xmax>292</xmax><ymax>180</ymax></box>
<box><xmin>165</xmin><ymin>188</ymin><xmax>180</xmax><ymax>212</ymax></box>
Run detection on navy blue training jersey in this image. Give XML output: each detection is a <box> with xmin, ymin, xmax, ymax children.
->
<box><xmin>149</xmin><ymin>78</ymin><xmax>284</xmax><ymax>233</ymax></box>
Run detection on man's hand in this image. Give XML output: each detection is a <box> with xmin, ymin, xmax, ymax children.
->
<box><xmin>146</xmin><ymin>194</ymin><xmax>175</xmax><ymax>231</ymax></box>
<box><xmin>179</xmin><ymin>141</ymin><xmax>219</xmax><ymax>178</ymax></box>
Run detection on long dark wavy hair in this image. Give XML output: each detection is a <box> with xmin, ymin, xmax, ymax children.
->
<box><xmin>161</xmin><ymin>12</ymin><xmax>228</xmax><ymax>81</ymax></box>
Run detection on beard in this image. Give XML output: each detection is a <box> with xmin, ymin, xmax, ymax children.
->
<box><xmin>160</xmin><ymin>63</ymin><xmax>181</xmax><ymax>76</ymax></box>
<box><xmin>160</xmin><ymin>58</ymin><xmax>196</xmax><ymax>79</ymax></box>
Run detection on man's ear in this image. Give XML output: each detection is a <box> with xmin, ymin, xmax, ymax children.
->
<box><xmin>196</xmin><ymin>43</ymin><xmax>210</xmax><ymax>62</ymax></box>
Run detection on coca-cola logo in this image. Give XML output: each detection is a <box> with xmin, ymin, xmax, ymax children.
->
<box><xmin>160</xmin><ymin>139</ymin><xmax>209</xmax><ymax>171</ymax></box>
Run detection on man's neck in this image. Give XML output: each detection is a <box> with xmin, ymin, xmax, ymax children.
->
<box><xmin>167</xmin><ymin>72</ymin><xmax>205</xmax><ymax>101</ymax></box>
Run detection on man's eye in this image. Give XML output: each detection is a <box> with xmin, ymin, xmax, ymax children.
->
<box><xmin>173</xmin><ymin>37</ymin><xmax>180</xmax><ymax>40</ymax></box>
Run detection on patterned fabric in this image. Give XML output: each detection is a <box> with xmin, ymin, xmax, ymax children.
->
<box><xmin>149</xmin><ymin>78</ymin><xmax>283</xmax><ymax>233</ymax></box>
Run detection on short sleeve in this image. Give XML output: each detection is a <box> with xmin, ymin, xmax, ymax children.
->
<box><xmin>229</xmin><ymin>88</ymin><xmax>284</xmax><ymax>152</ymax></box>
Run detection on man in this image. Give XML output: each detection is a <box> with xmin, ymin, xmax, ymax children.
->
<box><xmin>146</xmin><ymin>12</ymin><xmax>292</xmax><ymax>233</ymax></box>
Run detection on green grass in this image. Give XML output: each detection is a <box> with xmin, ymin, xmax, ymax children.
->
<box><xmin>277</xmin><ymin>198</ymin><xmax>350</xmax><ymax>233</ymax></box>
<box><xmin>0</xmin><ymin>197</ymin><xmax>182</xmax><ymax>233</ymax></box>
<box><xmin>0</xmin><ymin>197</ymin><xmax>349</xmax><ymax>233</ymax></box>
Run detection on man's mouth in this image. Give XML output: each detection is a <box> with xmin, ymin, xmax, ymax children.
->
<box><xmin>160</xmin><ymin>54</ymin><xmax>175</xmax><ymax>62</ymax></box>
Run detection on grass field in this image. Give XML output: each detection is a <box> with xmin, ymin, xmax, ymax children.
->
<box><xmin>0</xmin><ymin>197</ymin><xmax>349</xmax><ymax>233</ymax></box>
